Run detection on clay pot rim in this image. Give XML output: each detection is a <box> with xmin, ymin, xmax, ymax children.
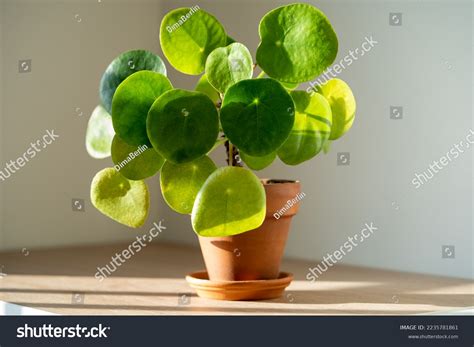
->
<box><xmin>186</xmin><ymin>271</ymin><xmax>293</xmax><ymax>288</ymax></box>
<box><xmin>260</xmin><ymin>178</ymin><xmax>300</xmax><ymax>186</ymax></box>
<box><xmin>186</xmin><ymin>271</ymin><xmax>293</xmax><ymax>301</ymax></box>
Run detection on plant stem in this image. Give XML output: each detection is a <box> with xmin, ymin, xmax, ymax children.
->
<box><xmin>228</xmin><ymin>142</ymin><xmax>234</xmax><ymax>166</ymax></box>
<box><xmin>224</xmin><ymin>140</ymin><xmax>243</xmax><ymax>167</ymax></box>
<box><xmin>256</xmin><ymin>71</ymin><xmax>266</xmax><ymax>79</ymax></box>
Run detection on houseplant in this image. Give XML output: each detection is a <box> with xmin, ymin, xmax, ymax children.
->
<box><xmin>86</xmin><ymin>3</ymin><xmax>356</xmax><ymax>300</ymax></box>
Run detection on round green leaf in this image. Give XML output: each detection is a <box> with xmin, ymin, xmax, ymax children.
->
<box><xmin>91</xmin><ymin>168</ymin><xmax>149</xmax><ymax>228</ymax></box>
<box><xmin>99</xmin><ymin>50</ymin><xmax>167</xmax><ymax>113</ymax></box>
<box><xmin>112</xmin><ymin>71</ymin><xmax>173</xmax><ymax>146</ymax></box>
<box><xmin>323</xmin><ymin>140</ymin><xmax>332</xmax><ymax>154</ymax></box>
<box><xmin>147</xmin><ymin>89</ymin><xmax>219</xmax><ymax>163</ymax></box>
<box><xmin>278</xmin><ymin>91</ymin><xmax>332</xmax><ymax>165</ymax></box>
<box><xmin>281</xmin><ymin>81</ymin><xmax>299</xmax><ymax>90</ymax></box>
<box><xmin>85</xmin><ymin>105</ymin><xmax>115</xmax><ymax>159</ymax></box>
<box><xmin>240</xmin><ymin>151</ymin><xmax>276</xmax><ymax>171</ymax></box>
<box><xmin>160</xmin><ymin>7</ymin><xmax>227</xmax><ymax>75</ymax></box>
<box><xmin>160</xmin><ymin>156</ymin><xmax>217</xmax><ymax>214</ymax></box>
<box><xmin>256</xmin><ymin>3</ymin><xmax>338</xmax><ymax>83</ymax></box>
<box><xmin>205</xmin><ymin>42</ymin><xmax>253</xmax><ymax>93</ymax></box>
<box><xmin>195</xmin><ymin>74</ymin><xmax>219</xmax><ymax>103</ymax></box>
<box><xmin>256</xmin><ymin>72</ymin><xmax>299</xmax><ymax>90</ymax></box>
<box><xmin>111</xmin><ymin>135</ymin><xmax>164</xmax><ymax>180</ymax></box>
<box><xmin>192</xmin><ymin>167</ymin><xmax>266</xmax><ymax>237</ymax></box>
<box><xmin>316</xmin><ymin>79</ymin><xmax>356</xmax><ymax>140</ymax></box>
<box><xmin>220</xmin><ymin>78</ymin><xmax>295</xmax><ymax>156</ymax></box>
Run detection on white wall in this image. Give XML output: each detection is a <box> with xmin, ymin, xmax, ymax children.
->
<box><xmin>0</xmin><ymin>0</ymin><xmax>5</xmax><ymax>249</ymax></box>
<box><xmin>0</xmin><ymin>0</ymin><xmax>165</xmax><ymax>250</ymax></box>
<box><xmin>0</xmin><ymin>0</ymin><xmax>472</xmax><ymax>279</ymax></box>
<box><xmin>471</xmin><ymin>2</ymin><xmax>474</xmax><ymax>279</ymax></box>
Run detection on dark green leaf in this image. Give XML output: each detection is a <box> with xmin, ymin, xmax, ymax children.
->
<box><xmin>100</xmin><ymin>50</ymin><xmax>166</xmax><ymax>113</ymax></box>
<box><xmin>147</xmin><ymin>89</ymin><xmax>219</xmax><ymax>163</ymax></box>
<box><xmin>220</xmin><ymin>78</ymin><xmax>294</xmax><ymax>156</ymax></box>
<box><xmin>111</xmin><ymin>135</ymin><xmax>165</xmax><ymax>180</ymax></box>
<box><xmin>111</xmin><ymin>71</ymin><xmax>173</xmax><ymax>146</ymax></box>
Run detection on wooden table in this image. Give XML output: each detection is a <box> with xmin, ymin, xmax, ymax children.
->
<box><xmin>0</xmin><ymin>243</ymin><xmax>472</xmax><ymax>315</ymax></box>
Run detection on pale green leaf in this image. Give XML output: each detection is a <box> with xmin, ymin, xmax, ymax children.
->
<box><xmin>192</xmin><ymin>167</ymin><xmax>266</xmax><ymax>237</ymax></box>
<box><xmin>91</xmin><ymin>168</ymin><xmax>149</xmax><ymax>228</ymax></box>
<box><xmin>160</xmin><ymin>156</ymin><xmax>217</xmax><ymax>214</ymax></box>
<box><xmin>85</xmin><ymin>105</ymin><xmax>115</xmax><ymax>159</ymax></box>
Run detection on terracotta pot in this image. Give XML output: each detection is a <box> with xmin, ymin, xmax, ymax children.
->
<box><xmin>198</xmin><ymin>179</ymin><xmax>302</xmax><ymax>281</ymax></box>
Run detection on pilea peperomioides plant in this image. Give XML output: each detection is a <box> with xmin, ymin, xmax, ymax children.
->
<box><xmin>86</xmin><ymin>3</ymin><xmax>356</xmax><ymax>237</ymax></box>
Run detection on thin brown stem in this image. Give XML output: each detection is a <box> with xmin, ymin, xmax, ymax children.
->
<box><xmin>224</xmin><ymin>141</ymin><xmax>244</xmax><ymax>167</ymax></box>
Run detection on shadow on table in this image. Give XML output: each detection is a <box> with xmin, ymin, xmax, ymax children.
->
<box><xmin>2</xmin><ymin>287</ymin><xmax>472</xmax><ymax>312</ymax></box>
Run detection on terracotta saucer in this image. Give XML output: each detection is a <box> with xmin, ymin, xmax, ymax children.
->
<box><xmin>185</xmin><ymin>271</ymin><xmax>293</xmax><ymax>301</ymax></box>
